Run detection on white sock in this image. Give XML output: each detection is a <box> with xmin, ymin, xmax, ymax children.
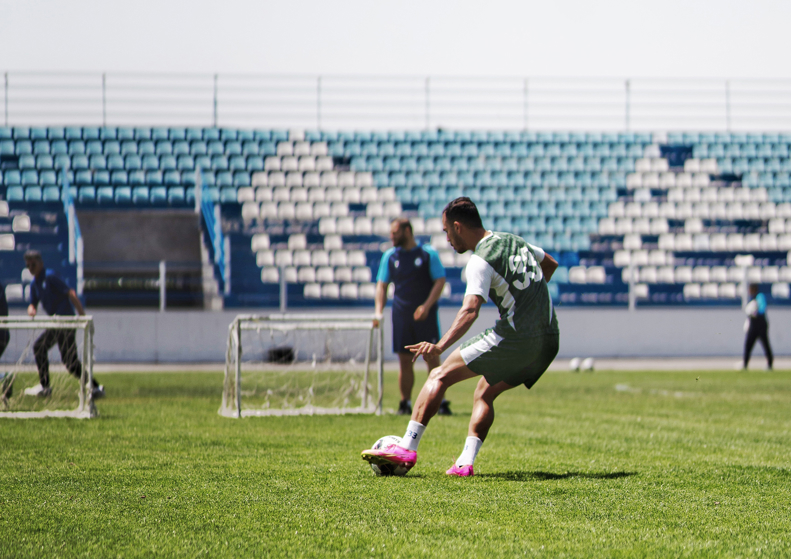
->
<box><xmin>401</xmin><ymin>421</ymin><xmax>425</xmax><ymax>451</ymax></box>
<box><xmin>456</xmin><ymin>436</ymin><xmax>483</xmax><ymax>467</ymax></box>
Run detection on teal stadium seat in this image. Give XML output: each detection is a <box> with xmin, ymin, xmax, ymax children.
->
<box><xmin>13</xmin><ymin>127</ymin><xmax>30</xmax><ymax>139</ymax></box>
<box><xmin>42</xmin><ymin>186</ymin><xmax>60</xmax><ymax>202</ymax></box>
<box><xmin>6</xmin><ymin>186</ymin><xmax>24</xmax><ymax>200</ymax></box>
<box><xmin>21</xmin><ymin>170</ymin><xmax>38</xmax><ymax>185</ymax></box>
<box><xmin>132</xmin><ymin>186</ymin><xmax>150</xmax><ymax>205</ymax></box>
<box><xmin>111</xmin><ymin>171</ymin><xmax>128</xmax><ymax>185</ymax></box>
<box><xmin>78</xmin><ymin>186</ymin><xmax>96</xmax><ymax>204</ymax></box>
<box><xmin>163</xmin><ymin>171</ymin><xmax>180</xmax><ymax>186</ymax></box>
<box><xmin>40</xmin><ymin>171</ymin><xmax>57</xmax><ymax>186</ymax></box>
<box><xmin>24</xmin><ymin>186</ymin><xmax>42</xmax><ymax>201</ymax></box>
<box><xmin>16</xmin><ymin>140</ymin><xmax>33</xmax><ymax>155</ymax></box>
<box><xmin>77</xmin><ymin>127</ymin><xmax>96</xmax><ymax>141</ymax></box>
<box><xmin>90</xmin><ymin>155</ymin><xmax>107</xmax><ymax>169</ymax></box>
<box><xmin>117</xmin><ymin>128</ymin><xmax>134</xmax><ymax>141</ymax></box>
<box><xmin>96</xmin><ymin>186</ymin><xmax>114</xmax><ymax>204</ymax></box>
<box><xmin>129</xmin><ymin>170</ymin><xmax>145</xmax><ymax>186</ymax></box>
<box><xmin>169</xmin><ymin>128</ymin><xmax>186</xmax><ymax>141</ymax></box>
<box><xmin>150</xmin><ymin>186</ymin><xmax>167</xmax><ymax>205</ymax></box>
<box><xmin>114</xmin><ymin>186</ymin><xmax>132</xmax><ymax>204</ymax></box>
<box><xmin>156</xmin><ymin>141</ymin><xmax>173</xmax><ymax>155</ymax></box>
<box><xmin>146</xmin><ymin>170</ymin><xmax>163</xmax><ymax>185</ymax></box>
<box><xmin>139</xmin><ymin>141</ymin><xmax>155</xmax><ymax>155</ymax></box>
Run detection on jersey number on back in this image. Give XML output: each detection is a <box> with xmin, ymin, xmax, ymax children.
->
<box><xmin>508</xmin><ymin>246</ymin><xmax>542</xmax><ymax>290</ymax></box>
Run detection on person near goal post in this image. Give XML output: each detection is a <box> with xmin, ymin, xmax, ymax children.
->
<box><xmin>373</xmin><ymin>217</ymin><xmax>452</xmax><ymax>416</ymax></box>
<box><xmin>363</xmin><ymin>197</ymin><xmax>560</xmax><ymax>476</ymax></box>
<box><xmin>0</xmin><ymin>280</ymin><xmax>11</xmax><ymax>399</ymax></box>
<box><xmin>22</xmin><ymin>250</ymin><xmax>104</xmax><ymax>399</ymax></box>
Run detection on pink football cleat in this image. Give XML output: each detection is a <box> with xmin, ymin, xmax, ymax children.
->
<box><xmin>361</xmin><ymin>444</ymin><xmax>417</xmax><ymax>471</ymax></box>
<box><xmin>446</xmin><ymin>464</ymin><xmax>474</xmax><ymax>477</ymax></box>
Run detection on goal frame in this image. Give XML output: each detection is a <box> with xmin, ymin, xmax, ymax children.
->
<box><xmin>0</xmin><ymin>315</ymin><xmax>96</xmax><ymax>419</ymax></box>
<box><xmin>220</xmin><ymin>313</ymin><xmax>385</xmax><ymax>418</ymax></box>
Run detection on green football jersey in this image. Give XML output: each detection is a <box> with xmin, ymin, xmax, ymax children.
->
<box><xmin>464</xmin><ymin>231</ymin><xmax>559</xmax><ymax>339</ymax></box>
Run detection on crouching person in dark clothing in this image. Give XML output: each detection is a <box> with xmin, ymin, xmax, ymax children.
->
<box><xmin>22</xmin><ymin>250</ymin><xmax>104</xmax><ymax>398</ymax></box>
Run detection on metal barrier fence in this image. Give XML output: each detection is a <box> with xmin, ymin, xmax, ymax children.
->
<box><xmin>4</xmin><ymin>72</ymin><xmax>791</xmax><ymax>131</ymax></box>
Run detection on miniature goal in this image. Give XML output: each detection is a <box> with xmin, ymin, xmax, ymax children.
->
<box><xmin>220</xmin><ymin>313</ymin><xmax>384</xmax><ymax>418</ymax></box>
<box><xmin>0</xmin><ymin>316</ymin><xmax>96</xmax><ymax>419</ymax></box>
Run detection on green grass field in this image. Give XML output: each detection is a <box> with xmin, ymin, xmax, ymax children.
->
<box><xmin>1</xmin><ymin>369</ymin><xmax>790</xmax><ymax>558</ymax></box>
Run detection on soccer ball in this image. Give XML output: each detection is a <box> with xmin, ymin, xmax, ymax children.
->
<box><xmin>369</xmin><ymin>435</ymin><xmax>410</xmax><ymax>477</ymax></box>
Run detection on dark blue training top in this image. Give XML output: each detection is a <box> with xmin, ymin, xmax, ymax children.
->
<box><xmin>0</xmin><ymin>281</ymin><xmax>7</xmax><ymax>317</ymax></box>
<box><xmin>376</xmin><ymin>244</ymin><xmax>445</xmax><ymax>313</ymax></box>
<box><xmin>30</xmin><ymin>269</ymin><xmax>75</xmax><ymax>316</ymax></box>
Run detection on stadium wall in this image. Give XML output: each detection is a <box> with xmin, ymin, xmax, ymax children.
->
<box><xmin>7</xmin><ymin>307</ymin><xmax>785</xmax><ymax>363</ymax></box>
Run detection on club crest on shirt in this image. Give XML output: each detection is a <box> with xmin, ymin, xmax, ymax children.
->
<box><xmin>394</xmin><ymin>260</ymin><xmax>400</xmax><ymax>268</ymax></box>
<box><xmin>414</xmin><ymin>257</ymin><xmax>422</xmax><ymax>267</ymax></box>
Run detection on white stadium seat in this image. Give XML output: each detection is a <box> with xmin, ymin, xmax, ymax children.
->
<box><xmin>321</xmin><ymin>283</ymin><xmax>340</xmax><ymax>299</ymax></box>
<box><xmin>237</xmin><ymin>187</ymin><xmax>254</xmax><ymax>203</ymax></box>
<box><xmin>675</xmin><ymin>267</ymin><xmax>693</xmax><ymax>284</ymax></box>
<box><xmin>340</xmin><ymin>283</ymin><xmax>359</xmax><ymax>299</ymax></box>
<box><xmin>241</xmin><ymin>202</ymin><xmax>260</xmax><ymax>221</ymax></box>
<box><xmin>252</xmin><ymin>171</ymin><xmax>268</xmax><ymax>187</ymax></box>
<box><xmin>256</xmin><ymin>186</ymin><xmax>273</xmax><ymax>201</ymax></box>
<box><xmin>772</xmin><ymin>282</ymin><xmax>790</xmax><ymax>299</ymax></box>
<box><xmin>304</xmin><ymin>283</ymin><xmax>321</xmax><ymax>299</ymax></box>
<box><xmin>657</xmin><ymin>266</ymin><xmax>675</xmax><ymax>283</ymax></box>
<box><xmin>256</xmin><ymin>250</ymin><xmax>275</xmax><ymax>267</ymax></box>
<box><xmin>288</xmin><ymin>234</ymin><xmax>307</xmax><ymax>250</ymax></box>
<box><xmin>294</xmin><ymin>142</ymin><xmax>311</xmax><ymax>156</ymax></box>
<box><xmin>334</xmin><ymin>267</ymin><xmax>353</xmax><ymax>283</ymax></box>
<box><xmin>281</xmin><ymin>157</ymin><xmax>299</xmax><ymax>172</ymax></box>
<box><xmin>683</xmin><ymin>283</ymin><xmax>701</xmax><ymax>299</ymax></box>
<box><xmin>347</xmin><ymin>250</ymin><xmax>367</xmax><ymax>267</ymax></box>
<box><xmin>352</xmin><ymin>267</ymin><xmax>372</xmax><ymax>282</ymax></box>
<box><xmin>274</xmin><ymin>249</ymin><xmax>293</xmax><ymax>267</ymax></box>
<box><xmin>701</xmin><ymin>283</ymin><xmax>718</xmax><ymax>298</ymax></box>
<box><xmin>354</xmin><ymin>217</ymin><xmax>373</xmax><ymax>235</ymax></box>
<box><xmin>251</xmin><ymin>234</ymin><xmax>270</xmax><ymax>252</ymax></box>
<box><xmin>324</xmin><ymin>235</ymin><xmax>343</xmax><ymax>250</ymax></box>
<box><xmin>358</xmin><ymin>283</ymin><xmax>377</xmax><ymax>299</ymax></box>
<box><xmin>692</xmin><ymin>266</ymin><xmax>710</xmax><ymax>283</ymax></box>
<box><xmin>261</xmin><ymin>267</ymin><xmax>279</xmax><ymax>283</ymax></box>
<box><xmin>710</xmin><ymin>266</ymin><xmax>728</xmax><ymax>283</ymax></box>
<box><xmin>343</xmin><ymin>187</ymin><xmax>362</xmax><ymax>203</ymax></box>
<box><xmin>310</xmin><ymin>142</ymin><xmax>328</xmax><ymax>156</ymax></box>
<box><xmin>311</xmin><ymin>250</ymin><xmax>330</xmax><ymax>267</ymax></box>
<box><xmin>319</xmin><ymin>170</ymin><xmax>338</xmax><ymax>187</ymax></box>
<box><xmin>293</xmin><ymin>250</ymin><xmax>312</xmax><ymax>267</ymax></box>
<box><xmin>719</xmin><ymin>283</ymin><xmax>737</xmax><ymax>298</ymax></box>
<box><xmin>276</xmin><ymin>141</ymin><xmax>293</xmax><ymax>156</ymax></box>
<box><xmin>336</xmin><ymin>217</ymin><xmax>355</xmax><ymax>235</ymax></box>
<box><xmin>316</xmin><ymin>266</ymin><xmax>334</xmax><ymax>283</ymax></box>
<box><xmin>295</xmin><ymin>202</ymin><xmax>313</xmax><ymax>221</ymax></box>
<box><xmin>329</xmin><ymin>250</ymin><xmax>348</xmax><ymax>267</ymax></box>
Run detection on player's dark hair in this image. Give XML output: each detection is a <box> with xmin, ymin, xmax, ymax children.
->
<box><xmin>23</xmin><ymin>250</ymin><xmax>43</xmax><ymax>263</ymax></box>
<box><xmin>391</xmin><ymin>217</ymin><xmax>413</xmax><ymax>235</ymax></box>
<box><xmin>443</xmin><ymin>197</ymin><xmax>483</xmax><ymax>229</ymax></box>
<box><xmin>749</xmin><ymin>283</ymin><xmax>760</xmax><ymax>293</ymax></box>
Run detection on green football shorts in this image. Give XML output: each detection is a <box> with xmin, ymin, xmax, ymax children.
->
<box><xmin>459</xmin><ymin>328</ymin><xmax>559</xmax><ymax>389</ymax></box>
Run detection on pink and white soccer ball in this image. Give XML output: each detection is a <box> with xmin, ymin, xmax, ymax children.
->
<box><xmin>369</xmin><ymin>435</ymin><xmax>410</xmax><ymax>476</ymax></box>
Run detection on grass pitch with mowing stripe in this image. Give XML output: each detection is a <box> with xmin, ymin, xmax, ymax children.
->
<box><xmin>1</xmin><ymin>370</ymin><xmax>789</xmax><ymax>557</ymax></box>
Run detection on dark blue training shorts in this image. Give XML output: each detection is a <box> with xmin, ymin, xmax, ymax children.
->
<box><xmin>392</xmin><ymin>306</ymin><xmax>440</xmax><ymax>354</ymax></box>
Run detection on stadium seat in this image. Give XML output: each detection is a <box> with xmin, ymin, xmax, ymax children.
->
<box><xmin>132</xmin><ymin>187</ymin><xmax>150</xmax><ymax>205</ymax></box>
<box><xmin>114</xmin><ymin>186</ymin><xmax>132</xmax><ymax>204</ymax></box>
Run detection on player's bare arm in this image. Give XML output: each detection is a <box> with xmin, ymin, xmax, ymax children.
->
<box><xmin>373</xmin><ymin>281</ymin><xmax>388</xmax><ymax>327</ymax></box>
<box><xmin>27</xmin><ymin>303</ymin><xmax>37</xmax><ymax>318</ymax></box>
<box><xmin>69</xmin><ymin>290</ymin><xmax>86</xmax><ymax>316</ymax></box>
<box><xmin>413</xmin><ymin>277</ymin><xmax>445</xmax><ymax>322</ymax></box>
<box><xmin>541</xmin><ymin>253</ymin><xmax>559</xmax><ymax>282</ymax></box>
<box><xmin>406</xmin><ymin>294</ymin><xmax>483</xmax><ymax>361</ymax></box>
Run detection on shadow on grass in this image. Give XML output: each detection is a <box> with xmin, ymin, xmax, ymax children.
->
<box><xmin>480</xmin><ymin>470</ymin><xmax>637</xmax><ymax>482</ymax></box>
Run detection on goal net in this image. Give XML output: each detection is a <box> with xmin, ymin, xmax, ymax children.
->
<box><xmin>220</xmin><ymin>313</ymin><xmax>384</xmax><ymax>417</ymax></box>
<box><xmin>0</xmin><ymin>316</ymin><xmax>96</xmax><ymax>419</ymax></box>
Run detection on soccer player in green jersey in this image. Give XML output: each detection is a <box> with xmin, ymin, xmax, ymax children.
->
<box><xmin>362</xmin><ymin>197</ymin><xmax>559</xmax><ymax>476</ymax></box>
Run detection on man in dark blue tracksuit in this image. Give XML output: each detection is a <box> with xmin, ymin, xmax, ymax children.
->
<box><xmin>22</xmin><ymin>250</ymin><xmax>104</xmax><ymax>398</ymax></box>
<box><xmin>374</xmin><ymin>218</ymin><xmax>450</xmax><ymax>415</ymax></box>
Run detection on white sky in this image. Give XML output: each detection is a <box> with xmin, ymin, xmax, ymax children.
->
<box><xmin>1</xmin><ymin>0</ymin><xmax>790</xmax><ymax>78</ymax></box>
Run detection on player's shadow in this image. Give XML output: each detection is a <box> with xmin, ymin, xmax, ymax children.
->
<box><xmin>480</xmin><ymin>470</ymin><xmax>637</xmax><ymax>482</ymax></box>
